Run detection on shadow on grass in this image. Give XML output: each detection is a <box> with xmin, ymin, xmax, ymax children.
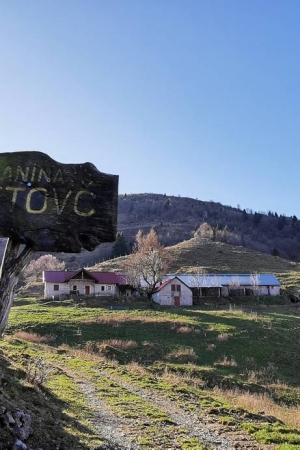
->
<box><xmin>7</xmin><ymin>302</ymin><xmax>300</xmax><ymax>409</ymax></box>
<box><xmin>12</xmin><ymin>299</ymin><xmax>37</xmax><ymax>307</ymax></box>
<box><xmin>11</xmin><ymin>307</ymin><xmax>300</xmax><ymax>386</ymax></box>
<box><xmin>0</xmin><ymin>349</ymin><xmax>99</xmax><ymax>450</ymax></box>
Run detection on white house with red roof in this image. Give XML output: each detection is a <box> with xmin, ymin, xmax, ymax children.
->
<box><xmin>152</xmin><ymin>276</ymin><xmax>193</xmax><ymax>306</ymax></box>
<box><xmin>43</xmin><ymin>268</ymin><xmax>128</xmax><ymax>299</ymax></box>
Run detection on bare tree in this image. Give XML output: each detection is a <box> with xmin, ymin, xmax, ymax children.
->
<box><xmin>189</xmin><ymin>268</ymin><xmax>207</xmax><ymax>303</ymax></box>
<box><xmin>24</xmin><ymin>254</ymin><xmax>66</xmax><ymax>284</ymax></box>
<box><xmin>250</xmin><ymin>272</ymin><xmax>260</xmax><ymax>296</ymax></box>
<box><xmin>126</xmin><ymin>228</ymin><xmax>171</xmax><ymax>298</ymax></box>
<box><xmin>229</xmin><ymin>276</ymin><xmax>241</xmax><ymax>296</ymax></box>
<box><xmin>194</xmin><ymin>223</ymin><xmax>213</xmax><ymax>239</ymax></box>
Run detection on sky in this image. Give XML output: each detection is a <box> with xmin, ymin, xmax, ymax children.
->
<box><xmin>0</xmin><ymin>1</ymin><xmax>300</xmax><ymax>217</ymax></box>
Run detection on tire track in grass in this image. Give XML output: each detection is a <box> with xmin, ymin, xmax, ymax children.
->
<box><xmin>76</xmin><ymin>379</ymin><xmax>139</xmax><ymax>450</ymax></box>
<box><xmin>59</xmin><ymin>360</ymin><xmax>218</xmax><ymax>449</ymax></box>
<box><xmin>94</xmin><ymin>366</ymin><xmax>276</xmax><ymax>450</ymax></box>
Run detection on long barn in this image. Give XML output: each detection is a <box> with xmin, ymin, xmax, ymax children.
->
<box><xmin>165</xmin><ymin>273</ymin><xmax>280</xmax><ymax>297</ymax></box>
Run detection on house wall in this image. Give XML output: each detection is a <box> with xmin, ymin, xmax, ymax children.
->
<box><xmin>152</xmin><ymin>279</ymin><xmax>193</xmax><ymax>306</ymax></box>
<box><xmin>44</xmin><ymin>280</ymin><xmax>117</xmax><ymax>299</ymax></box>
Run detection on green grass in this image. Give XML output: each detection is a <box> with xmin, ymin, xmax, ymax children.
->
<box><xmin>241</xmin><ymin>422</ymin><xmax>300</xmax><ymax>445</ymax></box>
<box><xmin>1</xmin><ymin>297</ymin><xmax>300</xmax><ymax>448</ymax></box>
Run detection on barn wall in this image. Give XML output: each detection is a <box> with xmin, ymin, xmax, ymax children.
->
<box><xmin>152</xmin><ymin>279</ymin><xmax>193</xmax><ymax>306</ymax></box>
<box><xmin>269</xmin><ymin>286</ymin><xmax>280</xmax><ymax>296</ymax></box>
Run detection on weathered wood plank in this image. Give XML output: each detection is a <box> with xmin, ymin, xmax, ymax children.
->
<box><xmin>0</xmin><ymin>239</ymin><xmax>34</xmax><ymax>334</ymax></box>
<box><xmin>0</xmin><ymin>151</ymin><xmax>118</xmax><ymax>252</ymax></box>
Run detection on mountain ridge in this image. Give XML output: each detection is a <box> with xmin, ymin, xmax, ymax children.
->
<box><xmin>2</xmin><ymin>193</ymin><xmax>299</xmax><ymax>271</ymax></box>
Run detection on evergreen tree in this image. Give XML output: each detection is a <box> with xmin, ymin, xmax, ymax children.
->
<box><xmin>242</xmin><ymin>209</ymin><xmax>248</xmax><ymax>221</ymax></box>
<box><xmin>111</xmin><ymin>232</ymin><xmax>129</xmax><ymax>258</ymax></box>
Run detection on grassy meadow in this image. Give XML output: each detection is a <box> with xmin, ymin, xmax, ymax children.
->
<box><xmin>1</xmin><ymin>296</ymin><xmax>300</xmax><ymax>449</ymax></box>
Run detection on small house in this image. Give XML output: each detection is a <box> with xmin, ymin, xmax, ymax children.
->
<box><xmin>152</xmin><ymin>277</ymin><xmax>193</xmax><ymax>306</ymax></box>
<box><xmin>43</xmin><ymin>268</ymin><xmax>127</xmax><ymax>299</ymax></box>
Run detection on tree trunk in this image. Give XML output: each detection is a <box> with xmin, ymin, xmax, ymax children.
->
<box><xmin>0</xmin><ymin>239</ymin><xmax>34</xmax><ymax>336</ymax></box>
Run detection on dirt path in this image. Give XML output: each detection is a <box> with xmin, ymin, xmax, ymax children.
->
<box><xmin>96</xmin><ymin>369</ymin><xmax>275</xmax><ymax>450</ymax></box>
<box><xmin>60</xmin><ymin>361</ymin><xmax>276</xmax><ymax>450</ymax></box>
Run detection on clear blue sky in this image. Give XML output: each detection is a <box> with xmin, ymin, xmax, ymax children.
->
<box><xmin>0</xmin><ymin>1</ymin><xmax>300</xmax><ymax>217</ymax></box>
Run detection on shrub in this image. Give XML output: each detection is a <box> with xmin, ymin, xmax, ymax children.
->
<box><xmin>26</xmin><ymin>357</ymin><xmax>54</xmax><ymax>386</ymax></box>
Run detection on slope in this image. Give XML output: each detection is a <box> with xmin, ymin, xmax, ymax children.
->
<box><xmin>90</xmin><ymin>237</ymin><xmax>300</xmax><ymax>289</ymax></box>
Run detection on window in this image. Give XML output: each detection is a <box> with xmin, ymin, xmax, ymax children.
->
<box><xmin>171</xmin><ymin>284</ymin><xmax>181</xmax><ymax>292</ymax></box>
<box><xmin>101</xmin><ymin>286</ymin><xmax>105</xmax><ymax>291</ymax></box>
<box><xmin>54</xmin><ymin>285</ymin><xmax>59</xmax><ymax>291</ymax></box>
<box><xmin>73</xmin><ymin>285</ymin><xmax>77</xmax><ymax>291</ymax></box>
<box><xmin>107</xmin><ymin>285</ymin><xmax>112</xmax><ymax>291</ymax></box>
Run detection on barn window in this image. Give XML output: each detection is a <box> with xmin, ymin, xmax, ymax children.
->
<box><xmin>101</xmin><ymin>286</ymin><xmax>105</xmax><ymax>291</ymax></box>
<box><xmin>54</xmin><ymin>285</ymin><xmax>59</xmax><ymax>291</ymax></box>
<box><xmin>73</xmin><ymin>285</ymin><xmax>77</xmax><ymax>291</ymax></box>
<box><xmin>107</xmin><ymin>285</ymin><xmax>112</xmax><ymax>291</ymax></box>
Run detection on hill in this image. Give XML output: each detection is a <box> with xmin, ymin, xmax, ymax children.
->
<box><xmin>90</xmin><ymin>237</ymin><xmax>300</xmax><ymax>289</ymax></box>
<box><xmin>2</xmin><ymin>193</ymin><xmax>300</xmax><ymax>271</ymax></box>
<box><xmin>117</xmin><ymin>193</ymin><xmax>300</xmax><ymax>261</ymax></box>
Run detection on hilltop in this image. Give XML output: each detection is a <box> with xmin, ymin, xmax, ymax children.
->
<box><xmin>90</xmin><ymin>236</ymin><xmax>300</xmax><ymax>289</ymax></box>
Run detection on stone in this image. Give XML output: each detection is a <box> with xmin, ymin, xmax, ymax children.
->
<box><xmin>13</xmin><ymin>440</ymin><xmax>27</xmax><ymax>450</ymax></box>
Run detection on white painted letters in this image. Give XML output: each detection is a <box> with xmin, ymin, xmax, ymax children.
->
<box><xmin>0</xmin><ymin>164</ymin><xmax>96</xmax><ymax>217</ymax></box>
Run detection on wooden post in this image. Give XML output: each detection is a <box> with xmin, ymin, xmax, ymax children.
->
<box><xmin>0</xmin><ymin>239</ymin><xmax>34</xmax><ymax>335</ymax></box>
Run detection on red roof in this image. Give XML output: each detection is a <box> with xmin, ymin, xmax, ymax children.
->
<box><xmin>43</xmin><ymin>270</ymin><xmax>127</xmax><ymax>285</ymax></box>
<box><xmin>154</xmin><ymin>278</ymin><xmax>174</xmax><ymax>293</ymax></box>
<box><xmin>153</xmin><ymin>276</ymin><xmax>191</xmax><ymax>293</ymax></box>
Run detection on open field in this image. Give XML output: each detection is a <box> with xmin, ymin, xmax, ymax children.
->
<box><xmin>1</xmin><ymin>297</ymin><xmax>300</xmax><ymax>449</ymax></box>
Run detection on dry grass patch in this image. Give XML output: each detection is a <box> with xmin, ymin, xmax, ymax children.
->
<box><xmin>167</xmin><ymin>347</ymin><xmax>198</xmax><ymax>363</ymax></box>
<box><xmin>245</xmin><ymin>363</ymin><xmax>277</xmax><ymax>384</ymax></box>
<box><xmin>13</xmin><ymin>331</ymin><xmax>56</xmax><ymax>344</ymax></box>
<box><xmin>217</xmin><ymin>332</ymin><xmax>230</xmax><ymax>342</ymax></box>
<box><xmin>176</xmin><ymin>326</ymin><xmax>194</xmax><ymax>334</ymax></box>
<box><xmin>58</xmin><ymin>344</ymin><xmax>104</xmax><ymax>362</ymax></box>
<box><xmin>79</xmin><ymin>339</ymin><xmax>138</xmax><ymax>361</ymax></box>
<box><xmin>100</xmin><ymin>339</ymin><xmax>138</xmax><ymax>349</ymax></box>
<box><xmin>206</xmin><ymin>343</ymin><xmax>216</xmax><ymax>351</ymax></box>
<box><xmin>125</xmin><ymin>361</ymin><xmax>149</xmax><ymax>375</ymax></box>
<box><xmin>215</xmin><ymin>356</ymin><xmax>238</xmax><ymax>367</ymax></box>
<box><xmin>161</xmin><ymin>367</ymin><xmax>204</xmax><ymax>387</ymax></box>
<box><xmin>213</xmin><ymin>387</ymin><xmax>300</xmax><ymax>429</ymax></box>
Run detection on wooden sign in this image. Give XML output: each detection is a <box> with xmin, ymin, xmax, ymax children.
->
<box><xmin>0</xmin><ymin>151</ymin><xmax>118</xmax><ymax>252</ymax></box>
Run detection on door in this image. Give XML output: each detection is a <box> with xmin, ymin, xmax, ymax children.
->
<box><xmin>174</xmin><ymin>296</ymin><xmax>180</xmax><ymax>307</ymax></box>
<box><xmin>85</xmin><ymin>286</ymin><xmax>90</xmax><ymax>295</ymax></box>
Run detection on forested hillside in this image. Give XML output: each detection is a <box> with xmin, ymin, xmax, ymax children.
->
<box><xmin>117</xmin><ymin>194</ymin><xmax>300</xmax><ymax>260</ymax></box>
<box><xmin>1</xmin><ymin>193</ymin><xmax>299</xmax><ymax>269</ymax></box>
